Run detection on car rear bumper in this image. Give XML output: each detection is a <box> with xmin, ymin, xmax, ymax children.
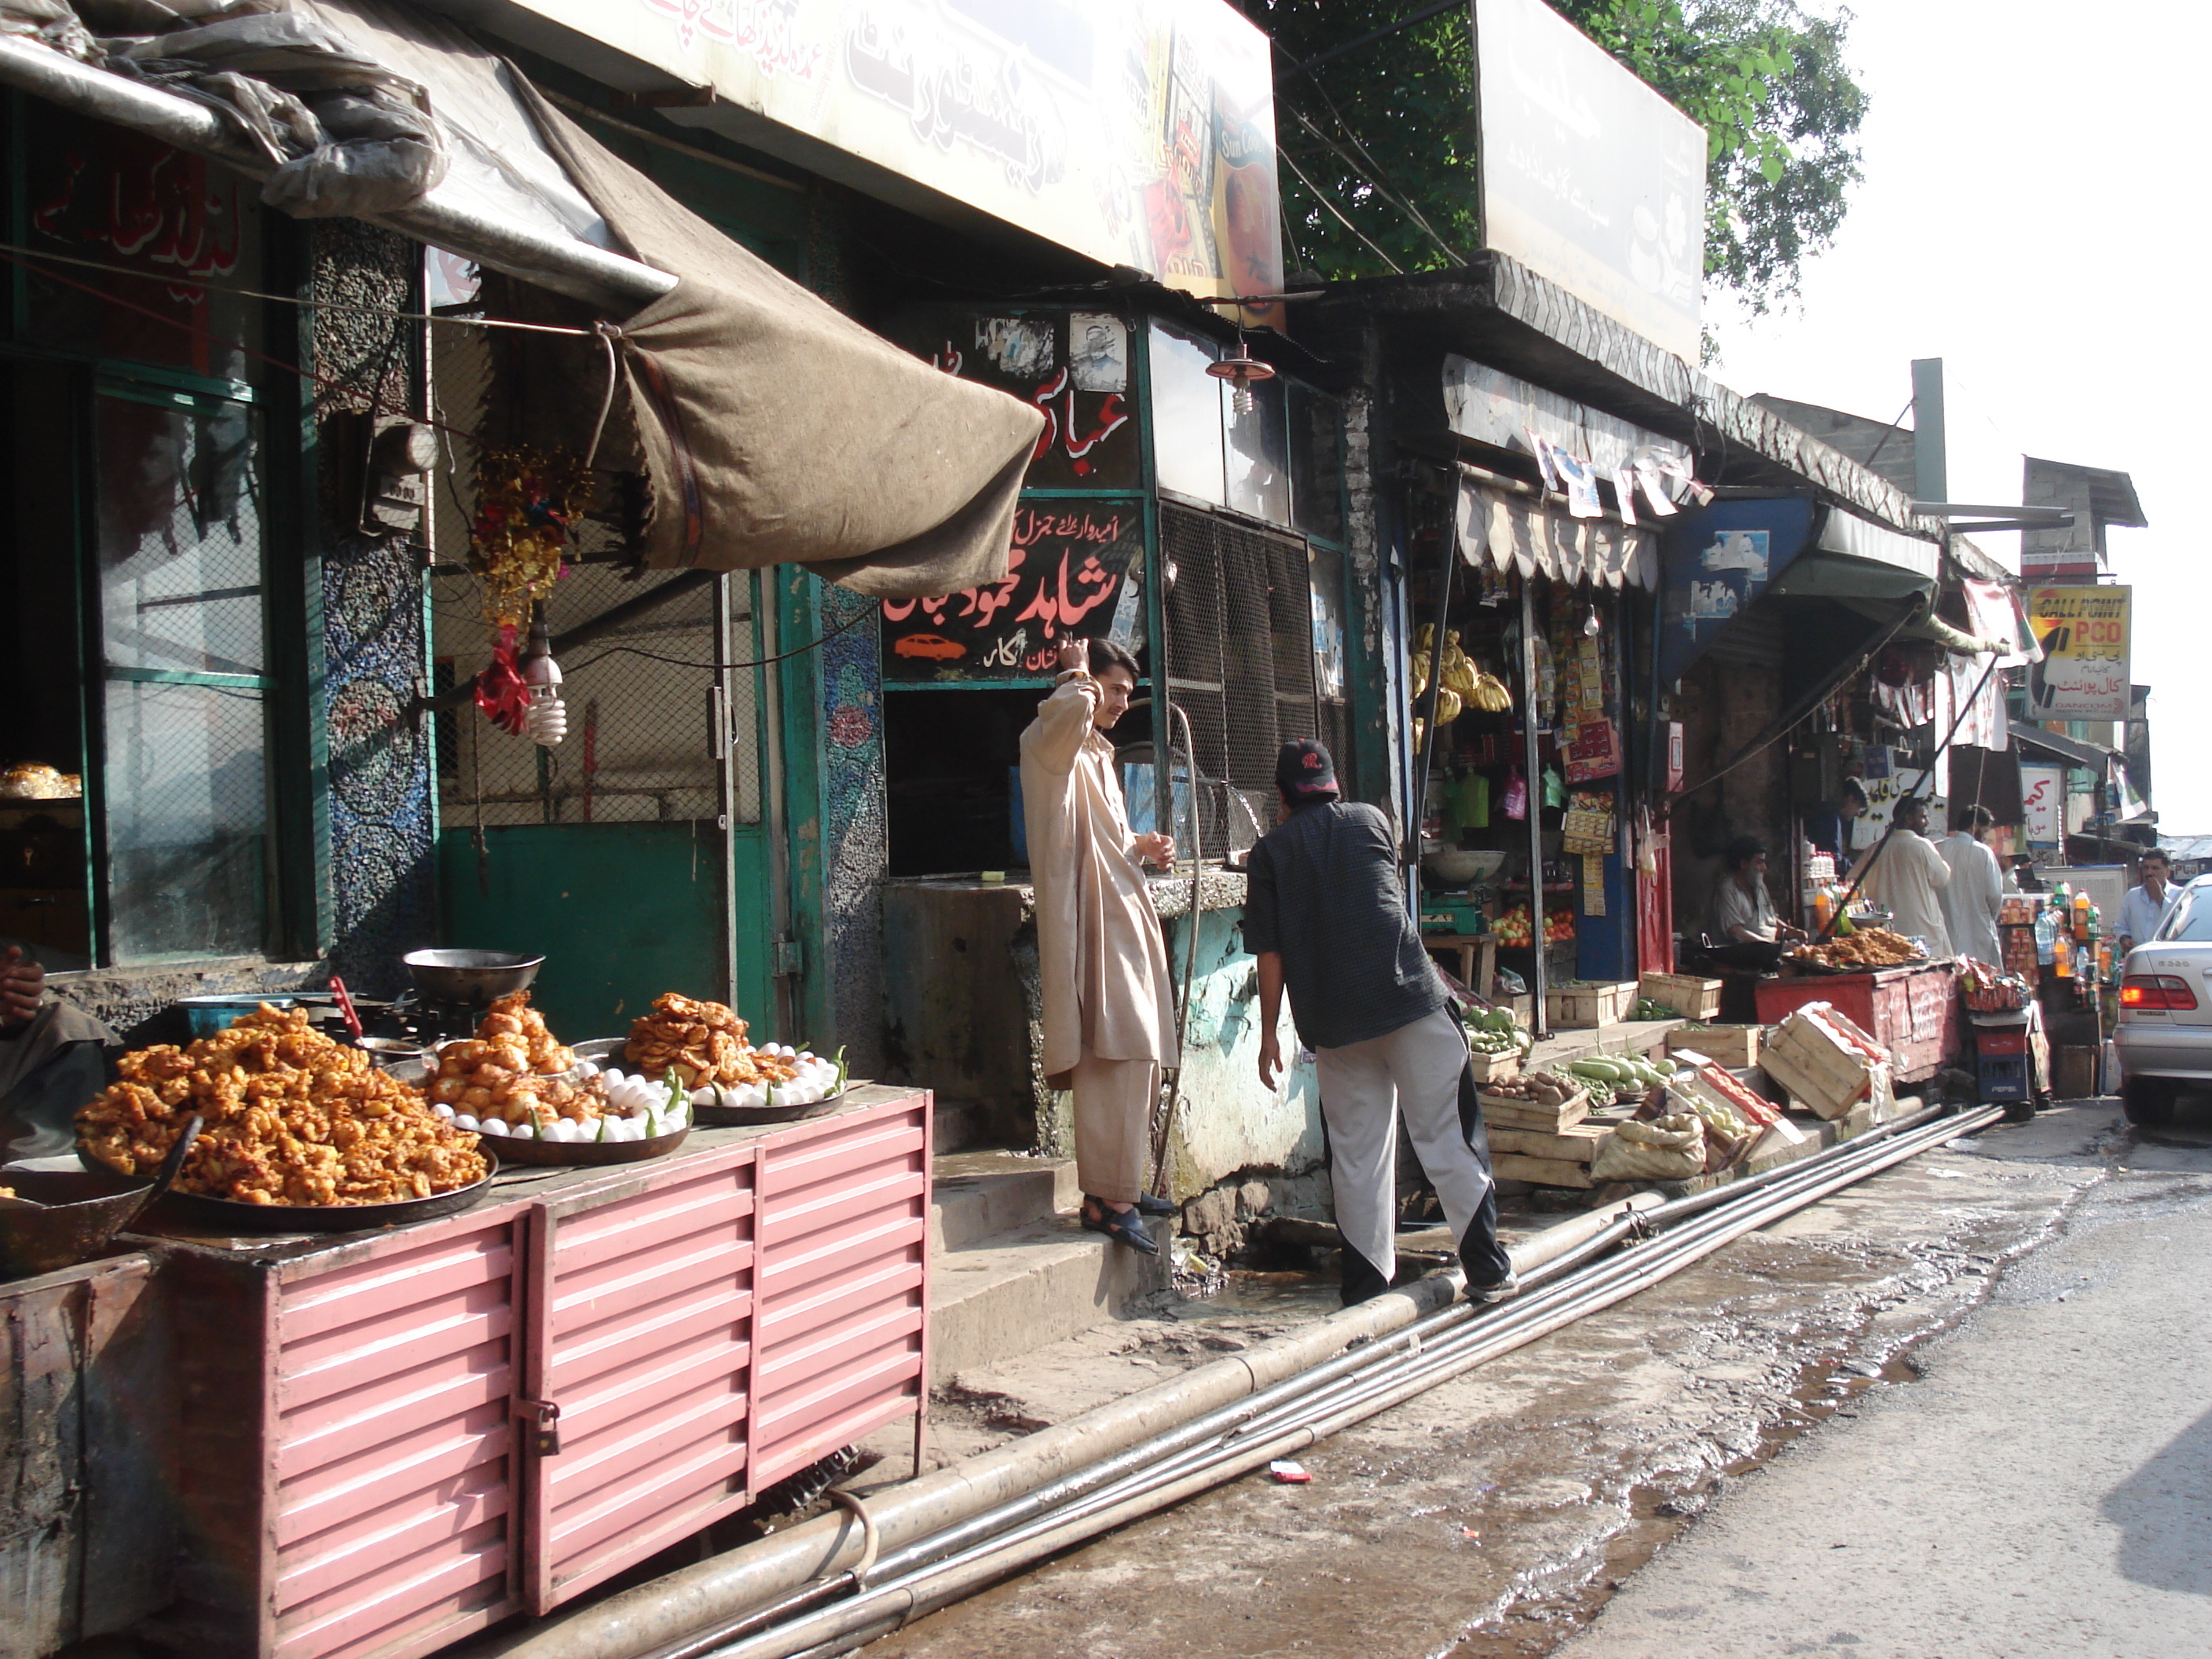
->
<box><xmin>2114</xmin><ymin>1020</ymin><xmax>2212</xmax><ymax>1080</ymax></box>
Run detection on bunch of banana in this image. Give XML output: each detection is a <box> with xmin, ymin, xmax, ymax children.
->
<box><xmin>1412</xmin><ymin>627</ymin><xmax>1508</xmax><ymax>720</ymax></box>
<box><xmin>1468</xmin><ymin>664</ymin><xmax>1513</xmax><ymax>712</ymax></box>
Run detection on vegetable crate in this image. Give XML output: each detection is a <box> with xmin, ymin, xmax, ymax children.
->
<box><xmin>1759</xmin><ymin>1005</ymin><xmax>1892</xmax><ymax>1120</ymax></box>
<box><xmin>1467</xmin><ymin>1047</ymin><xmax>1521</xmax><ymax>1085</ymax></box>
<box><xmin>1667</xmin><ymin>1024</ymin><xmax>1763</xmax><ymax>1068</ymax></box>
<box><xmin>1551</xmin><ymin>981</ymin><xmax>1638</xmax><ymax>1028</ymax></box>
<box><xmin>1638</xmin><ymin>972</ymin><xmax>1723</xmax><ymax>1022</ymax></box>
<box><xmin>150</xmin><ymin>1089</ymin><xmax>931</xmax><ymax>1659</ymax></box>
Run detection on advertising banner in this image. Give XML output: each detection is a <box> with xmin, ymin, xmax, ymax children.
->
<box><xmin>491</xmin><ymin>0</ymin><xmax>1280</xmax><ymax>306</ymax></box>
<box><xmin>2026</xmin><ymin>584</ymin><xmax>2131</xmax><ymax>720</ymax></box>
<box><xmin>2020</xmin><ymin>764</ymin><xmax>2064</xmax><ymax>844</ymax></box>
<box><xmin>1474</xmin><ymin>0</ymin><xmax>1707</xmax><ymax>361</ymax></box>
<box><xmin>881</xmin><ymin>501</ymin><xmax>1142</xmax><ymax>683</ymax></box>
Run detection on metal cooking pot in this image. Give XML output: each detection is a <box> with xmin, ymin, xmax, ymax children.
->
<box><xmin>403</xmin><ymin>949</ymin><xmax>544</xmax><ymax>1008</ymax></box>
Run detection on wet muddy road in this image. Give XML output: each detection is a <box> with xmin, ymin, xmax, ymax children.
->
<box><xmin>867</xmin><ymin>1101</ymin><xmax>2207</xmax><ymax>1659</ymax></box>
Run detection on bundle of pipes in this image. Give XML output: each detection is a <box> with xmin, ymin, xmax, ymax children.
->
<box><xmin>470</xmin><ymin>1101</ymin><xmax>1998</xmax><ymax>1659</ymax></box>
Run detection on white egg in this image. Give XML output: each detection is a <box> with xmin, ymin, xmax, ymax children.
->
<box><xmin>689</xmin><ymin>1086</ymin><xmax>714</xmax><ymax>1107</ymax></box>
<box><xmin>744</xmin><ymin>1083</ymin><xmax>768</xmax><ymax>1109</ymax></box>
<box><xmin>575</xmin><ymin>1060</ymin><xmax>599</xmax><ymax>1078</ymax></box>
<box><xmin>511</xmin><ymin>1121</ymin><xmax>536</xmax><ymax>1141</ymax></box>
<box><xmin>433</xmin><ymin>1102</ymin><xmax>454</xmax><ymax>1119</ymax></box>
<box><xmin>455</xmin><ymin>1114</ymin><xmax>479</xmax><ymax>1132</ymax></box>
<box><xmin>603</xmin><ymin>1067</ymin><xmax>625</xmax><ymax>1086</ymax></box>
<box><xmin>482</xmin><ymin>1119</ymin><xmax>508</xmax><ymax>1137</ymax></box>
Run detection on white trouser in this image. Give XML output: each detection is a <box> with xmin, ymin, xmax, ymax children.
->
<box><xmin>1313</xmin><ymin>1008</ymin><xmax>1492</xmax><ymax>1280</ymax></box>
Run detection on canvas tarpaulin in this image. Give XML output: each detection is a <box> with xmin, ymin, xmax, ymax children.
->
<box><xmin>0</xmin><ymin>0</ymin><xmax>1045</xmax><ymax>598</ymax></box>
<box><xmin>510</xmin><ymin>75</ymin><xmax>1043</xmax><ymax>598</ymax></box>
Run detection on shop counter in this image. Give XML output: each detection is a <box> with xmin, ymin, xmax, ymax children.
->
<box><xmin>139</xmin><ymin>1086</ymin><xmax>930</xmax><ymax>1659</ymax></box>
<box><xmin>1753</xmin><ymin>961</ymin><xmax>1962</xmax><ymax>1084</ymax></box>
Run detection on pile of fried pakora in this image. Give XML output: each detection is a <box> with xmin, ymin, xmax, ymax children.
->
<box><xmin>1787</xmin><ymin>927</ymin><xmax>1925</xmax><ymax>970</ymax></box>
<box><xmin>78</xmin><ymin>1005</ymin><xmax>487</xmax><ymax>1207</ymax></box>
<box><xmin>424</xmin><ymin>990</ymin><xmax>602</xmax><ymax>1126</ymax></box>
<box><xmin>625</xmin><ymin>992</ymin><xmax>797</xmax><ymax>1090</ymax></box>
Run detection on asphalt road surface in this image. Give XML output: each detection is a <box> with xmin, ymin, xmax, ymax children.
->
<box><xmin>1562</xmin><ymin>1102</ymin><xmax>2212</xmax><ymax>1659</ymax></box>
<box><xmin>871</xmin><ymin>1099</ymin><xmax>2212</xmax><ymax>1659</ymax></box>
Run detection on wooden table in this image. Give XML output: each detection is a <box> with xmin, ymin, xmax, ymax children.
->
<box><xmin>1425</xmin><ymin>932</ymin><xmax>1498</xmax><ymax>998</ymax></box>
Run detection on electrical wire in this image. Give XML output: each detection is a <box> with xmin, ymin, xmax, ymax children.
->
<box><xmin>1277</xmin><ymin>97</ymin><xmax>1465</xmax><ymax>266</ymax></box>
<box><xmin>558</xmin><ymin>602</ymin><xmax>876</xmax><ymax>676</ymax></box>
<box><xmin>1276</xmin><ymin>147</ymin><xmax>1404</xmax><ymax>275</ymax></box>
<box><xmin>0</xmin><ymin>238</ymin><xmax>599</xmax><ymax>335</ymax></box>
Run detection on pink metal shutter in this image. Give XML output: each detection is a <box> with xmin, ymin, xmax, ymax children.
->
<box><xmin>747</xmin><ymin>1098</ymin><xmax>931</xmax><ymax>1496</ymax></box>
<box><xmin>266</xmin><ymin>1204</ymin><xmax>529</xmax><ymax>1659</ymax></box>
<box><xmin>522</xmin><ymin>1142</ymin><xmax>758</xmax><ymax>1613</ymax></box>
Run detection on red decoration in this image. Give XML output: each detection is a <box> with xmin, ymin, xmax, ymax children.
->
<box><xmin>473</xmin><ymin>624</ymin><xmax>533</xmax><ymax>735</ymax></box>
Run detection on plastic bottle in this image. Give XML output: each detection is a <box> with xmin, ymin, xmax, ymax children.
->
<box><xmin>2074</xmin><ymin>891</ymin><xmax>2092</xmax><ymax>941</ymax></box>
<box><xmin>2053</xmin><ymin>927</ymin><xmax>2073</xmax><ymax>978</ymax></box>
<box><xmin>2034</xmin><ymin>907</ymin><xmax>2057</xmax><ymax>966</ymax></box>
<box><xmin>1815</xmin><ymin>887</ymin><xmax>1836</xmax><ymax>931</ymax></box>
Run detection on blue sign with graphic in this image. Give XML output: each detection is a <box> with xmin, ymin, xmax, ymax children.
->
<box><xmin>1657</xmin><ymin>497</ymin><xmax>1820</xmax><ymax>685</ymax></box>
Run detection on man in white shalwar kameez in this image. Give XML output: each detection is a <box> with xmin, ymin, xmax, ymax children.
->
<box><xmin>1936</xmin><ymin>804</ymin><xmax>2006</xmax><ymax>966</ymax></box>
<box><xmin>1020</xmin><ymin>637</ymin><xmax>1178</xmax><ymax>1254</ymax></box>
<box><xmin>1848</xmin><ymin>796</ymin><xmax>1954</xmax><ymax>957</ymax></box>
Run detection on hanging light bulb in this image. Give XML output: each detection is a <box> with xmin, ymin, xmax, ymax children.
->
<box><xmin>1206</xmin><ymin>329</ymin><xmax>1276</xmax><ymax>416</ymax></box>
<box><xmin>1583</xmin><ymin>602</ymin><xmax>1602</xmax><ymax>639</ymax></box>
<box><xmin>520</xmin><ymin>606</ymin><xmax>567</xmax><ymax>747</ymax></box>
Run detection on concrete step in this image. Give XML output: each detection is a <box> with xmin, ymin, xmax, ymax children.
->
<box><xmin>928</xmin><ymin>1211</ymin><xmax>1168</xmax><ymax>1386</ymax></box>
<box><xmin>930</xmin><ymin>1150</ymin><xmax>1082</xmax><ymax>1253</ymax></box>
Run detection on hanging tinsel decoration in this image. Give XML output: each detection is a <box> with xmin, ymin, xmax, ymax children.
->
<box><xmin>470</xmin><ymin>445</ymin><xmax>593</xmax><ymax>628</ymax></box>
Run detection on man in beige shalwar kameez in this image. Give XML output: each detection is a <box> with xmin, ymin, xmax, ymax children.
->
<box><xmin>1021</xmin><ymin>637</ymin><xmax>1178</xmax><ymax>1254</ymax></box>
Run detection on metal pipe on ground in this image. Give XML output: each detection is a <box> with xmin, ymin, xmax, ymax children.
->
<box><xmin>460</xmin><ymin>1193</ymin><xmax>1662</xmax><ymax>1659</ymax></box>
<box><xmin>692</xmin><ymin>1105</ymin><xmax>2001</xmax><ymax>1659</ymax></box>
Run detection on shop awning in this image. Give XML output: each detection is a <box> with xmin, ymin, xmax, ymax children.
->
<box><xmin>1452</xmin><ymin>479</ymin><xmax>1659</xmax><ymax>591</ymax></box>
<box><xmin>1765</xmin><ymin>506</ymin><xmax>1941</xmax><ymax>602</ymax></box>
<box><xmin>2013</xmin><ymin>725</ymin><xmax>2119</xmax><ymax>771</ymax></box>
<box><xmin>0</xmin><ymin>3</ymin><xmax>1046</xmax><ymax>599</ymax></box>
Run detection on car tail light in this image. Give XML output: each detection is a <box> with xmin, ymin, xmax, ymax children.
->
<box><xmin>2120</xmin><ymin>975</ymin><xmax>2199</xmax><ymax>1011</ymax></box>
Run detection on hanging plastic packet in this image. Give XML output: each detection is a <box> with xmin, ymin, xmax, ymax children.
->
<box><xmin>1503</xmin><ymin>766</ymin><xmax>1529</xmax><ymax>822</ymax></box>
<box><xmin>1542</xmin><ymin>765</ymin><xmax>1567</xmax><ymax>811</ymax></box>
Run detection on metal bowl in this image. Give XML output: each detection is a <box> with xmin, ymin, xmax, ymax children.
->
<box><xmin>1422</xmin><ymin>849</ymin><xmax>1507</xmax><ymax>888</ymax></box>
<box><xmin>78</xmin><ymin>1146</ymin><xmax>500</xmax><ymax>1234</ymax></box>
<box><xmin>403</xmin><ymin>949</ymin><xmax>544</xmax><ymax>1008</ymax></box>
<box><xmin>692</xmin><ymin>1091</ymin><xmax>845</xmax><ymax>1127</ymax></box>
<box><xmin>477</xmin><ymin>1124</ymin><xmax>687</xmax><ymax>1166</ymax></box>
<box><xmin>0</xmin><ymin>1170</ymin><xmax>158</xmax><ymax>1279</ymax></box>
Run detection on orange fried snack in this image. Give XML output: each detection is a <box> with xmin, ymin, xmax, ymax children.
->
<box><xmin>624</xmin><ymin>992</ymin><xmax>798</xmax><ymax>1089</ymax></box>
<box><xmin>425</xmin><ymin>992</ymin><xmax>592</xmax><ymax>1126</ymax></box>
<box><xmin>77</xmin><ymin>1005</ymin><xmax>487</xmax><ymax>1207</ymax></box>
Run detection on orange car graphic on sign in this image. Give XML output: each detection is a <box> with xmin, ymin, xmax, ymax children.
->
<box><xmin>893</xmin><ymin>633</ymin><xmax>966</xmax><ymax>661</ymax></box>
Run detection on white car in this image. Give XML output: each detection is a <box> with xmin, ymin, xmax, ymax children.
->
<box><xmin>2114</xmin><ymin>873</ymin><xmax>2212</xmax><ymax>1124</ymax></box>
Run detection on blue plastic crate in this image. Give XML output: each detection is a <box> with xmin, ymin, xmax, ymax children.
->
<box><xmin>1977</xmin><ymin>1053</ymin><xmax>2030</xmax><ymax>1103</ymax></box>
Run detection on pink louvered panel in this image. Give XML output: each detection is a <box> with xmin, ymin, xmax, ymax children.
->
<box><xmin>749</xmin><ymin>1101</ymin><xmax>929</xmax><ymax>1495</ymax></box>
<box><xmin>267</xmin><ymin>1207</ymin><xmax>528</xmax><ymax>1659</ymax></box>
<box><xmin>526</xmin><ymin>1149</ymin><xmax>757</xmax><ymax>1612</ymax></box>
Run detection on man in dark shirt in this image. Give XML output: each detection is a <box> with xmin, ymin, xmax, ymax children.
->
<box><xmin>1247</xmin><ymin>740</ymin><xmax>1516</xmax><ymax>1308</ymax></box>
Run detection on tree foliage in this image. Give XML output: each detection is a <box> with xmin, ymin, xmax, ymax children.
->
<box><xmin>1241</xmin><ymin>0</ymin><xmax>1867</xmax><ymax>321</ymax></box>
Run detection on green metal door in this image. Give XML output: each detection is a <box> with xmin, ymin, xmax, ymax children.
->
<box><xmin>434</xmin><ymin>569</ymin><xmax>779</xmax><ymax>1043</ymax></box>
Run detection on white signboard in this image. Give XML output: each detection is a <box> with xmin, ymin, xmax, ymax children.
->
<box><xmin>479</xmin><ymin>0</ymin><xmax>1281</xmax><ymax>305</ymax></box>
<box><xmin>2021</xmin><ymin>764</ymin><xmax>2064</xmax><ymax>844</ymax></box>
<box><xmin>1474</xmin><ymin>0</ymin><xmax>1706</xmax><ymax>360</ymax></box>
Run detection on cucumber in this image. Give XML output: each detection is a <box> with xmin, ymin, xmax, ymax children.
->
<box><xmin>1569</xmin><ymin>1057</ymin><xmax>1627</xmax><ymax>1083</ymax></box>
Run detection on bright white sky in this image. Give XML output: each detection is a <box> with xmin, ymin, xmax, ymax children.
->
<box><xmin>1702</xmin><ymin>0</ymin><xmax>2207</xmax><ymax>834</ymax></box>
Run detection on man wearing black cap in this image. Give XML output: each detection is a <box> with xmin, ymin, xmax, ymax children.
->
<box><xmin>1244</xmin><ymin>739</ymin><xmax>1517</xmax><ymax>1307</ymax></box>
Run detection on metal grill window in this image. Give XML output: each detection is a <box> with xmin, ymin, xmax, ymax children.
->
<box><xmin>428</xmin><ymin>320</ymin><xmax>764</xmax><ymax>831</ymax></box>
<box><xmin>1161</xmin><ymin>503</ymin><xmax>1324</xmax><ymax>848</ymax></box>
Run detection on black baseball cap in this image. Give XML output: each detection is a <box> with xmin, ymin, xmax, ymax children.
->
<box><xmin>1276</xmin><ymin>738</ymin><xmax>1340</xmax><ymax>801</ymax></box>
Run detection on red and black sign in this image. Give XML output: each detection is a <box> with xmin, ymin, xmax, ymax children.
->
<box><xmin>883</xmin><ymin>504</ymin><xmax>1144</xmax><ymax>682</ymax></box>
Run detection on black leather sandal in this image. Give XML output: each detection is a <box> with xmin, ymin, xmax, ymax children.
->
<box><xmin>1081</xmin><ymin>1197</ymin><xmax>1159</xmax><ymax>1255</ymax></box>
<box><xmin>1135</xmin><ymin>1191</ymin><xmax>1177</xmax><ymax>1218</ymax></box>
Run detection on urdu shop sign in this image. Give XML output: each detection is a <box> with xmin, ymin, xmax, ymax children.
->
<box><xmin>492</xmin><ymin>0</ymin><xmax>1280</xmax><ymax>305</ymax></box>
<box><xmin>2026</xmin><ymin>584</ymin><xmax>2131</xmax><ymax>720</ymax></box>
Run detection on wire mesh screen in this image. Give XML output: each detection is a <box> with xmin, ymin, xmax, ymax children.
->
<box><xmin>1160</xmin><ymin>503</ymin><xmax>1324</xmax><ymax>855</ymax></box>
<box><xmin>427</xmin><ymin>317</ymin><xmax>763</xmax><ymax>830</ymax></box>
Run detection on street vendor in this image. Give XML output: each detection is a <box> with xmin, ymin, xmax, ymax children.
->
<box><xmin>1019</xmin><ymin>637</ymin><xmax>1179</xmax><ymax>1256</ymax></box>
<box><xmin>1803</xmin><ymin>778</ymin><xmax>1869</xmax><ymax>866</ymax></box>
<box><xmin>1246</xmin><ymin>739</ymin><xmax>1517</xmax><ymax>1310</ymax></box>
<box><xmin>0</xmin><ymin>942</ymin><xmax>117</xmax><ymax>1155</ymax></box>
<box><xmin>1848</xmin><ymin>796</ymin><xmax>1954</xmax><ymax>957</ymax></box>
<box><xmin>2116</xmin><ymin>847</ymin><xmax>2178</xmax><ymax>954</ymax></box>
<box><xmin>1705</xmin><ymin>837</ymin><xmax>1804</xmax><ymax>971</ymax></box>
<box><xmin>1936</xmin><ymin>805</ymin><xmax>2005</xmax><ymax>965</ymax></box>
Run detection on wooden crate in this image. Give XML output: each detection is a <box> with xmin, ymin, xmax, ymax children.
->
<box><xmin>1479</xmin><ymin>1088</ymin><xmax>1591</xmax><ymax>1133</ymax></box>
<box><xmin>1760</xmin><ymin>1007</ymin><xmax>1888</xmax><ymax>1120</ymax></box>
<box><xmin>1467</xmin><ymin>1046</ymin><xmax>1522</xmax><ymax>1085</ymax></box>
<box><xmin>1488</xmin><ymin>1123</ymin><xmax>1610</xmax><ymax>1165</ymax></box>
<box><xmin>1639</xmin><ymin>972</ymin><xmax>1723</xmax><ymax>1021</ymax></box>
<box><xmin>1551</xmin><ymin>981</ymin><xmax>1639</xmax><ymax>1028</ymax></box>
<box><xmin>1668</xmin><ymin>1024</ymin><xmax>1763</xmax><ymax>1068</ymax></box>
<box><xmin>1491</xmin><ymin>1152</ymin><xmax>1595</xmax><ymax>1189</ymax></box>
